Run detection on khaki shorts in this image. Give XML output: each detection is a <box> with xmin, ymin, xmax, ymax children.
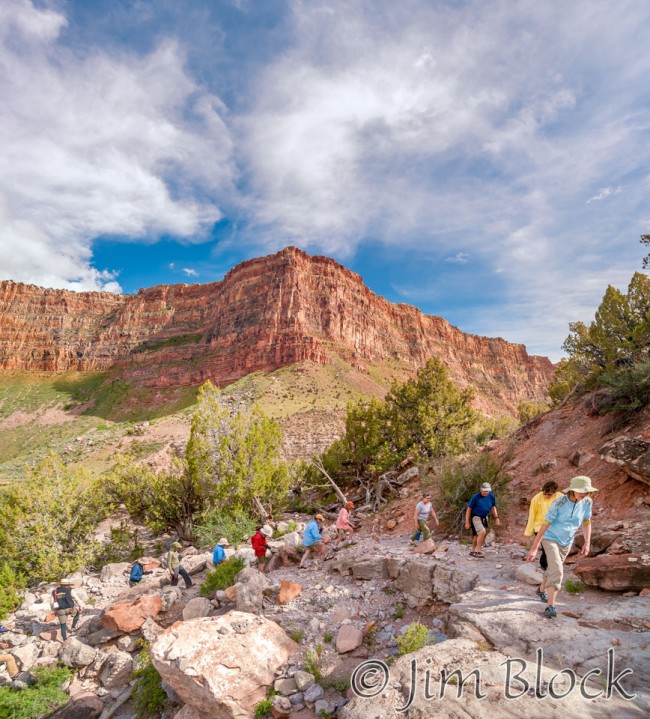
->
<box><xmin>471</xmin><ymin>515</ymin><xmax>488</xmax><ymax>535</ymax></box>
<box><xmin>541</xmin><ymin>538</ymin><xmax>572</xmax><ymax>591</ymax></box>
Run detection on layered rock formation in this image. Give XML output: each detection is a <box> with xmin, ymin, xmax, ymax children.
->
<box><xmin>0</xmin><ymin>247</ymin><xmax>554</xmax><ymax>413</ymax></box>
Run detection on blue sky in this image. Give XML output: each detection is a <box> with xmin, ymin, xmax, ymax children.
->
<box><xmin>1</xmin><ymin>1</ymin><xmax>649</xmax><ymax>360</ymax></box>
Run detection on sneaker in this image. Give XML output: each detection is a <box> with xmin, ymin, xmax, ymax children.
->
<box><xmin>536</xmin><ymin>586</ymin><xmax>548</xmax><ymax>603</ymax></box>
<box><xmin>543</xmin><ymin>605</ymin><xmax>557</xmax><ymax>619</ymax></box>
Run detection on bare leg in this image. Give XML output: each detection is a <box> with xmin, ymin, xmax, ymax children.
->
<box><xmin>299</xmin><ymin>548</ymin><xmax>311</xmax><ymax>568</ymax></box>
<box><xmin>475</xmin><ymin>531</ymin><xmax>487</xmax><ymax>552</ymax></box>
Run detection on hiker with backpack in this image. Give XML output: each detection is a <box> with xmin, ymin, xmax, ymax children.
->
<box><xmin>129</xmin><ymin>559</ymin><xmax>153</xmax><ymax>587</ymax></box>
<box><xmin>167</xmin><ymin>542</ymin><xmax>193</xmax><ymax>589</ymax></box>
<box><xmin>52</xmin><ymin>578</ymin><xmax>86</xmax><ymax>640</ymax></box>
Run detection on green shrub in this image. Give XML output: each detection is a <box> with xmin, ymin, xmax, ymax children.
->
<box><xmin>0</xmin><ymin>561</ymin><xmax>25</xmax><ymax>621</ymax></box>
<box><xmin>90</xmin><ymin>521</ymin><xmax>144</xmax><ymax>570</ymax></box>
<box><xmin>199</xmin><ymin>557</ymin><xmax>246</xmax><ymax>597</ymax></box>
<box><xmin>393</xmin><ymin>602</ymin><xmax>405</xmax><ymax>619</ymax></box>
<box><xmin>517</xmin><ymin>400</ymin><xmax>550</xmax><ymax>425</ymax></box>
<box><xmin>289</xmin><ymin>629</ymin><xmax>304</xmax><ymax>644</ymax></box>
<box><xmin>435</xmin><ymin>451</ymin><xmax>511</xmax><ymax>528</ymax></box>
<box><xmin>254</xmin><ymin>699</ymin><xmax>273</xmax><ymax>718</ymax></box>
<box><xmin>323</xmin><ymin>631</ymin><xmax>334</xmax><ymax>644</ymax></box>
<box><xmin>564</xmin><ymin>579</ymin><xmax>585</xmax><ymax>594</ymax></box>
<box><xmin>0</xmin><ymin>666</ymin><xmax>72</xmax><ymax>719</ymax></box>
<box><xmin>596</xmin><ymin>359</ymin><xmax>650</xmax><ymax>415</ymax></box>
<box><xmin>132</xmin><ymin>647</ymin><xmax>167</xmax><ymax>719</ymax></box>
<box><xmin>397</xmin><ymin>623</ymin><xmax>432</xmax><ymax>656</ymax></box>
<box><xmin>275</xmin><ymin>520</ymin><xmax>297</xmax><ymax>538</ymax></box>
<box><xmin>304</xmin><ymin>649</ymin><xmax>322</xmax><ymax>682</ymax></box>
<box><xmin>194</xmin><ymin>509</ymin><xmax>257</xmax><ymax>549</ymax></box>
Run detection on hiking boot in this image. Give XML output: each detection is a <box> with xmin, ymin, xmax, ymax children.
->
<box><xmin>543</xmin><ymin>605</ymin><xmax>557</xmax><ymax>619</ymax></box>
<box><xmin>536</xmin><ymin>586</ymin><xmax>548</xmax><ymax>603</ymax></box>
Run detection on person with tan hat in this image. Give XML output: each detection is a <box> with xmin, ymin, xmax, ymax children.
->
<box><xmin>525</xmin><ymin>475</ymin><xmax>597</xmax><ymax>619</ymax></box>
<box><xmin>251</xmin><ymin>525</ymin><xmax>273</xmax><ymax>572</ymax></box>
<box><xmin>335</xmin><ymin>501</ymin><xmax>356</xmax><ymax>548</ymax></box>
<box><xmin>299</xmin><ymin>514</ymin><xmax>326</xmax><ymax>568</ymax></box>
<box><xmin>212</xmin><ymin>537</ymin><xmax>229</xmax><ymax>567</ymax></box>
<box><xmin>52</xmin><ymin>577</ymin><xmax>86</xmax><ymax>640</ymax></box>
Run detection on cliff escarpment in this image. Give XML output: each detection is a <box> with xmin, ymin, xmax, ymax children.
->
<box><xmin>0</xmin><ymin>247</ymin><xmax>554</xmax><ymax>414</ymax></box>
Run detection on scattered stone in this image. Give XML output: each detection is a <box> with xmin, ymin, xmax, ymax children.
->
<box><xmin>303</xmin><ymin>683</ymin><xmax>324</xmax><ymax>703</ymax></box>
<box><xmin>278</xmin><ymin>580</ymin><xmax>302</xmax><ymax>605</ymax></box>
<box><xmin>515</xmin><ymin>564</ymin><xmax>545</xmax><ymax>586</ymax></box>
<box><xmin>413</xmin><ymin>539</ymin><xmax>436</xmax><ymax>554</ymax></box>
<box><xmin>99</xmin><ymin>563</ymin><xmax>131</xmax><ymax>582</ymax></box>
<box><xmin>386</xmin><ymin>520</ymin><xmax>397</xmax><ymax>530</ymax></box>
<box><xmin>274</xmin><ymin>677</ymin><xmax>298</xmax><ymax>695</ymax></box>
<box><xmin>270</xmin><ymin>695</ymin><xmax>292</xmax><ymax>718</ymax></box>
<box><xmin>160</xmin><ymin>586</ymin><xmax>182</xmax><ymax>612</ymax></box>
<box><xmin>294</xmin><ymin>670</ymin><xmax>315</xmax><ymax>691</ymax></box>
<box><xmin>336</xmin><ymin>625</ymin><xmax>363</xmax><ymax>654</ymax></box>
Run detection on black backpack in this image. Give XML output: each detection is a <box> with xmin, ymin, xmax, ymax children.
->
<box><xmin>52</xmin><ymin>586</ymin><xmax>74</xmax><ymax>610</ymax></box>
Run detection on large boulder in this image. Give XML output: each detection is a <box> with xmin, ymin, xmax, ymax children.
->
<box><xmin>573</xmin><ymin>529</ymin><xmax>619</xmax><ymax>556</ymax></box>
<box><xmin>573</xmin><ymin>554</ymin><xmax>650</xmax><ymax>592</ymax></box>
<box><xmin>182</xmin><ymin>597</ymin><xmax>212</xmax><ymax>621</ymax></box>
<box><xmin>339</xmin><ymin>638</ymin><xmax>644</xmax><ymax>718</ymax></box>
<box><xmin>160</xmin><ymin>586</ymin><xmax>183</xmax><ymax>612</ymax></box>
<box><xmin>599</xmin><ymin>435</ymin><xmax>650</xmax><ymax>487</ymax></box>
<box><xmin>150</xmin><ymin>612</ymin><xmax>298</xmax><ymax>719</ymax></box>
<box><xmin>394</xmin><ymin>559</ymin><xmax>433</xmax><ymax>601</ymax></box>
<box><xmin>48</xmin><ymin>694</ymin><xmax>104</xmax><ymax>719</ymax></box>
<box><xmin>60</xmin><ymin>637</ymin><xmax>97</xmax><ymax>668</ymax></box>
<box><xmin>336</xmin><ymin>625</ymin><xmax>363</xmax><ymax>654</ymax></box>
<box><xmin>101</xmin><ymin>594</ymin><xmax>163</xmax><ymax>633</ymax></box>
<box><xmin>515</xmin><ymin>563</ymin><xmax>545</xmax><ymax>586</ymax></box>
<box><xmin>99</xmin><ymin>651</ymin><xmax>133</xmax><ymax>689</ymax></box>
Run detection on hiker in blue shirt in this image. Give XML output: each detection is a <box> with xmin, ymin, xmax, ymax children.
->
<box><xmin>299</xmin><ymin>514</ymin><xmax>327</xmax><ymax>568</ymax></box>
<box><xmin>526</xmin><ymin>475</ymin><xmax>596</xmax><ymax>619</ymax></box>
<box><xmin>129</xmin><ymin>560</ymin><xmax>153</xmax><ymax>588</ymax></box>
<box><xmin>465</xmin><ymin>482</ymin><xmax>500</xmax><ymax>558</ymax></box>
<box><xmin>212</xmin><ymin>537</ymin><xmax>229</xmax><ymax>566</ymax></box>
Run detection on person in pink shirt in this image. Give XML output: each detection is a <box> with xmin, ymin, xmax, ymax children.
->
<box><xmin>335</xmin><ymin>501</ymin><xmax>355</xmax><ymax>548</ymax></box>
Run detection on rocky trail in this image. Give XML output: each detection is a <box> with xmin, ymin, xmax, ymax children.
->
<box><xmin>1</xmin><ymin>514</ymin><xmax>649</xmax><ymax>719</ymax></box>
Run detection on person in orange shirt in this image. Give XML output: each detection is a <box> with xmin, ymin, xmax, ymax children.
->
<box><xmin>335</xmin><ymin>501</ymin><xmax>355</xmax><ymax>548</ymax></box>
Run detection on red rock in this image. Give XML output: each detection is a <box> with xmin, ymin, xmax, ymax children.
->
<box><xmin>140</xmin><ymin>558</ymin><xmax>161</xmax><ymax>571</ymax></box>
<box><xmin>573</xmin><ymin>554</ymin><xmax>650</xmax><ymax>592</ymax></box>
<box><xmin>277</xmin><ymin>580</ymin><xmax>302</xmax><ymax>605</ymax></box>
<box><xmin>640</xmin><ymin>588</ymin><xmax>650</xmax><ymax>597</ymax></box>
<box><xmin>386</xmin><ymin>519</ymin><xmax>397</xmax><ymax>530</ymax></box>
<box><xmin>0</xmin><ymin>248</ymin><xmax>553</xmax><ymax>418</ymax></box>
<box><xmin>414</xmin><ymin>539</ymin><xmax>436</xmax><ymax>554</ymax></box>
<box><xmin>101</xmin><ymin>594</ymin><xmax>163</xmax><ymax>633</ymax></box>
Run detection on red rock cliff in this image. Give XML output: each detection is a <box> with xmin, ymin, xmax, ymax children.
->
<box><xmin>0</xmin><ymin>247</ymin><xmax>554</xmax><ymax>413</ymax></box>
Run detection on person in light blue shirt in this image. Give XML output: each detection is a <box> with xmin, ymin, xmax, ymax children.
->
<box><xmin>526</xmin><ymin>475</ymin><xmax>597</xmax><ymax>620</ymax></box>
<box><xmin>299</xmin><ymin>514</ymin><xmax>325</xmax><ymax>568</ymax></box>
<box><xmin>212</xmin><ymin>537</ymin><xmax>229</xmax><ymax>566</ymax></box>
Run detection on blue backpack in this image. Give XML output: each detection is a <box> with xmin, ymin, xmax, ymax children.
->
<box><xmin>129</xmin><ymin>562</ymin><xmax>144</xmax><ymax>582</ymax></box>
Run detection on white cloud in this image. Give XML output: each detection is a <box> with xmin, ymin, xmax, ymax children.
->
<box><xmin>238</xmin><ymin>0</ymin><xmax>650</xmax><ymax>356</ymax></box>
<box><xmin>169</xmin><ymin>262</ymin><xmax>175</xmax><ymax>270</ymax></box>
<box><xmin>587</xmin><ymin>186</ymin><xmax>623</xmax><ymax>203</ymax></box>
<box><xmin>445</xmin><ymin>253</ymin><xmax>469</xmax><ymax>264</ymax></box>
<box><xmin>182</xmin><ymin>268</ymin><xmax>199</xmax><ymax>277</ymax></box>
<box><xmin>0</xmin><ymin>0</ymin><xmax>234</xmax><ymax>291</ymax></box>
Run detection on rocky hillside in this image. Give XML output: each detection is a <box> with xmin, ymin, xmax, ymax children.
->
<box><xmin>0</xmin><ymin>246</ymin><xmax>553</xmax><ymax>416</ymax></box>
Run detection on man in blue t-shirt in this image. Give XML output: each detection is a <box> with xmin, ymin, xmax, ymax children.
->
<box><xmin>464</xmin><ymin>482</ymin><xmax>500</xmax><ymax>558</ymax></box>
<box><xmin>526</xmin><ymin>475</ymin><xmax>596</xmax><ymax>619</ymax></box>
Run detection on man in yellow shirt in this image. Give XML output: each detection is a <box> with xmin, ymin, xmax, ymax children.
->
<box><xmin>524</xmin><ymin>480</ymin><xmax>563</xmax><ymax>599</ymax></box>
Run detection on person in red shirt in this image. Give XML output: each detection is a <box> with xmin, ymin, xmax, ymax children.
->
<box><xmin>251</xmin><ymin>525</ymin><xmax>273</xmax><ymax>572</ymax></box>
